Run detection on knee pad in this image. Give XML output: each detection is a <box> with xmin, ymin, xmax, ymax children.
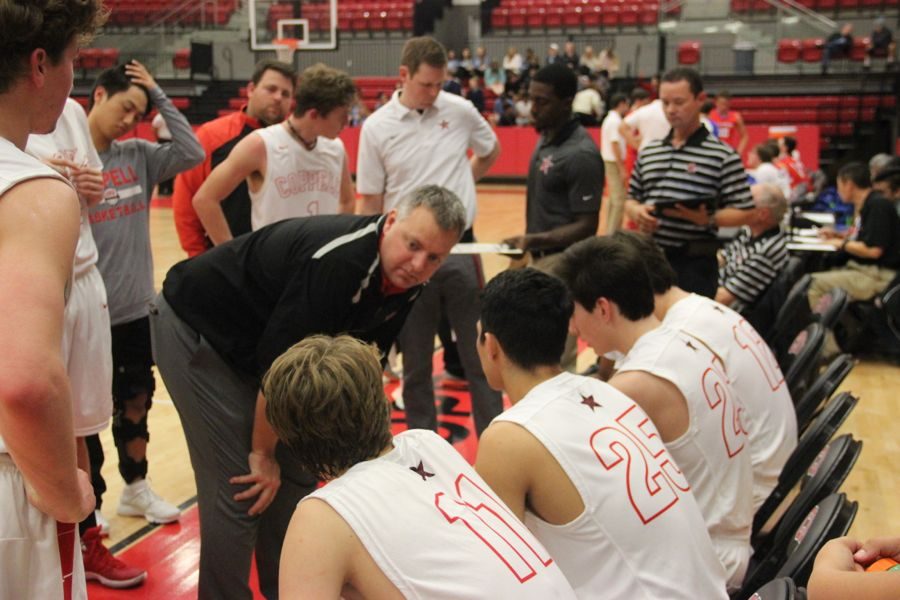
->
<box><xmin>112</xmin><ymin>413</ymin><xmax>150</xmax><ymax>483</ymax></box>
<box><xmin>112</xmin><ymin>363</ymin><xmax>155</xmax><ymax>410</ymax></box>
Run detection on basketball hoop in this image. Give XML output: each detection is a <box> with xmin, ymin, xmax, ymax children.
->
<box><xmin>273</xmin><ymin>38</ymin><xmax>300</xmax><ymax>63</ymax></box>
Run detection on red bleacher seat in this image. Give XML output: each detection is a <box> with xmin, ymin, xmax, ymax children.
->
<box><xmin>582</xmin><ymin>4</ymin><xmax>601</xmax><ymax>26</ymax></box>
<box><xmin>838</xmin><ymin>0</ymin><xmax>858</xmax><ymax>8</ymax></box>
<box><xmin>640</xmin><ymin>4</ymin><xmax>659</xmax><ymax>24</ymax></box>
<box><xmin>526</xmin><ymin>6</ymin><xmax>545</xmax><ymax>28</ymax></box>
<box><xmin>777</xmin><ymin>39</ymin><xmax>801</xmax><ymax>63</ymax></box>
<box><xmin>602</xmin><ymin>4</ymin><xmax>621</xmax><ymax>27</ymax></box>
<box><xmin>801</xmin><ymin>38</ymin><xmax>823</xmax><ymax>63</ymax></box>
<box><xmin>620</xmin><ymin>5</ymin><xmax>639</xmax><ymax>25</ymax></box>
<box><xmin>173</xmin><ymin>48</ymin><xmax>191</xmax><ymax>71</ymax></box>
<box><xmin>98</xmin><ymin>48</ymin><xmax>120</xmax><ymax>69</ymax></box>
<box><xmin>78</xmin><ymin>48</ymin><xmax>103</xmax><ymax>70</ymax></box>
<box><xmin>677</xmin><ymin>41</ymin><xmax>701</xmax><ymax>65</ymax></box>
<box><xmin>817</xmin><ymin>0</ymin><xmax>836</xmax><ymax>9</ymax></box>
<box><xmin>493</xmin><ymin>7</ymin><xmax>510</xmax><ymax>27</ymax></box>
<box><xmin>849</xmin><ymin>38</ymin><xmax>868</xmax><ymax>61</ymax></box>
<box><xmin>545</xmin><ymin>6</ymin><xmax>564</xmax><ymax>27</ymax></box>
<box><xmin>731</xmin><ymin>0</ymin><xmax>749</xmax><ymax>12</ymax></box>
<box><xmin>562</xmin><ymin>6</ymin><xmax>582</xmax><ymax>27</ymax></box>
<box><xmin>509</xmin><ymin>7</ymin><xmax>527</xmax><ymax>27</ymax></box>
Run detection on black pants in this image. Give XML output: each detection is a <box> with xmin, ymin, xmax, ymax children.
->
<box><xmin>664</xmin><ymin>247</ymin><xmax>719</xmax><ymax>299</ymax></box>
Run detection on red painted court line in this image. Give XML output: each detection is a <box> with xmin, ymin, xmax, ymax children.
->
<box><xmin>89</xmin><ymin>350</ymin><xmax>485</xmax><ymax>598</ymax></box>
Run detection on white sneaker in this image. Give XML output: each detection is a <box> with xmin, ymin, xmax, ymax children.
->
<box><xmin>95</xmin><ymin>510</ymin><xmax>110</xmax><ymax>538</ymax></box>
<box><xmin>117</xmin><ymin>479</ymin><xmax>180</xmax><ymax>524</ymax></box>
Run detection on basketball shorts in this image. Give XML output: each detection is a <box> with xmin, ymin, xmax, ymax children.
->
<box><xmin>0</xmin><ymin>454</ymin><xmax>87</xmax><ymax>600</ymax></box>
<box><xmin>62</xmin><ymin>266</ymin><xmax>113</xmax><ymax>437</ymax></box>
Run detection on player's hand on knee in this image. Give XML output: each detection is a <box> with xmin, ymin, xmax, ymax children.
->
<box><xmin>230</xmin><ymin>451</ymin><xmax>281</xmax><ymax>516</ymax></box>
<box><xmin>855</xmin><ymin>537</ymin><xmax>900</xmax><ymax>566</ymax></box>
<box><xmin>814</xmin><ymin>537</ymin><xmax>866</xmax><ymax>574</ymax></box>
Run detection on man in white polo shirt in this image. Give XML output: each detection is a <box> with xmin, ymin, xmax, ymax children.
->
<box><xmin>600</xmin><ymin>93</ymin><xmax>629</xmax><ymax>233</ymax></box>
<box><xmin>357</xmin><ymin>36</ymin><xmax>503</xmax><ymax>438</ymax></box>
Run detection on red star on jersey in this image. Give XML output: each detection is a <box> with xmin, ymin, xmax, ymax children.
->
<box><xmin>580</xmin><ymin>394</ymin><xmax>601</xmax><ymax>411</ymax></box>
<box><xmin>540</xmin><ymin>155</ymin><xmax>554</xmax><ymax>175</ymax></box>
<box><xmin>440</xmin><ymin>120</ymin><xmax>449</xmax><ymax>129</ymax></box>
<box><xmin>410</xmin><ymin>461</ymin><xmax>435</xmax><ymax>481</ymax></box>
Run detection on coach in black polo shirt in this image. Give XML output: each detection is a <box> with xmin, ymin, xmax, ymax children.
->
<box><xmin>149</xmin><ymin>185</ymin><xmax>464</xmax><ymax>599</ymax></box>
<box><xmin>625</xmin><ymin>67</ymin><xmax>754</xmax><ymax>298</ymax></box>
<box><xmin>503</xmin><ymin>63</ymin><xmax>604</xmax><ymax>267</ymax></box>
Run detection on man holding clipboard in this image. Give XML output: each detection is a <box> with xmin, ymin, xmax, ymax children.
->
<box><xmin>625</xmin><ymin>68</ymin><xmax>755</xmax><ymax>298</ymax></box>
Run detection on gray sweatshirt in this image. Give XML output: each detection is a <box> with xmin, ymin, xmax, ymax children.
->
<box><xmin>89</xmin><ymin>86</ymin><xmax>204</xmax><ymax>326</ymax></box>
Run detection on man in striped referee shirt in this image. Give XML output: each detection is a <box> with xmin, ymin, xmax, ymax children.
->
<box><xmin>716</xmin><ymin>183</ymin><xmax>790</xmax><ymax>311</ymax></box>
<box><xmin>625</xmin><ymin>68</ymin><xmax>755</xmax><ymax>298</ymax></box>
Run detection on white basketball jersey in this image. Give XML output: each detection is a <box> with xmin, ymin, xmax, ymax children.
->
<box><xmin>495</xmin><ymin>372</ymin><xmax>728</xmax><ymax>599</ymax></box>
<box><xmin>26</xmin><ymin>99</ymin><xmax>103</xmax><ymax>279</ymax></box>
<box><xmin>0</xmin><ymin>138</ymin><xmax>71</xmax><ymax>454</ymax></box>
<box><xmin>250</xmin><ymin>123</ymin><xmax>345</xmax><ymax>229</ymax></box>
<box><xmin>664</xmin><ymin>294</ymin><xmax>798</xmax><ymax>511</ymax></box>
<box><xmin>616</xmin><ymin>325</ymin><xmax>754</xmax><ymax>589</ymax></box>
<box><xmin>306</xmin><ymin>429</ymin><xmax>577</xmax><ymax>600</ymax></box>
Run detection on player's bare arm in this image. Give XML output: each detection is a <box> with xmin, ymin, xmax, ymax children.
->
<box><xmin>608</xmin><ymin>371</ymin><xmax>690</xmax><ymax>442</ymax></box>
<box><xmin>475</xmin><ymin>422</ymin><xmax>534</xmax><ymax>520</ymax></box>
<box><xmin>339</xmin><ymin>152</ymin><xmax>355</xmax><ymax>214</ymax></box>
<box><xmin>0</xmin><ymin>179</ymin><xmax>95</xmax><ymax>523</ymax></box>
<box><xmin>193</xmin><ymin>132</ymin><xmax>267</xmax><ymax>245</ymax></box>
<box><xmin>230</xmin><ymin>390</ymin><xmax>280</xmax><ymax>516</ymax></box>
<box><xmin>470</xmin><ymin>142</ymin><xmax>500</xmax><ymax>182</ymax></box>
<box><xmin>358</xmin><ymin>193</ymin><xmax>385</xmax><ymax>215</ymax></box>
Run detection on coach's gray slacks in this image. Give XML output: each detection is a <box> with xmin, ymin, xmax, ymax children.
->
<box><xmin>149</xmin><ymin>293</ymin><xmax>315</xmax><ymax>600</ymax></box>
<box><xmin>400</xmin><ymin>254</ymin><xmax>503</xmax><ymax>437</ymax></box>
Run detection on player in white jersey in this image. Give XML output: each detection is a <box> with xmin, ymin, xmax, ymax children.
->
<box><xmin>558</xmin><ymin>236</ymin><xmax>754</xmax><ymax>591</ymax></box>
<box><xmin>474</xmin><ymin>269</ymin><xmax>728</xmax><ymax>599</ymax></box>
<box><xmin>263</xmin><ymin>335</ymin><xmax>576</xmax><ymax>599</ymax></box>
<box><xmin>194</xmin><ymin>64</ymin><xmax>355</xmax><ymax>242</ymax></box>
<box><xmin>0</xmin><ymin>3</ymin><xmax>104</xmax><ymax>597</ymax></box>
<box><xmin>620</xmin><ymin>231</ymin><xmax>797</xmax><ymax>511</ymax></box>
<box><xmin>27</xmin><ymin>98</ymin><xmax>113</xmax><ymax>444</ymax></box>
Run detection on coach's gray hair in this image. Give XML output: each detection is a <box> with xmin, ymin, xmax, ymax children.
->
<box><xmin>870</xmin><ymin>153</ymin><xmax>893</xmax><ymax>178</ymax></box>
<box><xmin>752</xmin><ymin>183</ymin><xmax>787</xmax><ymax>224</ymax></box>
<box><xmin>395</xmin><ymin>185</ymin><xmax>466</xmax><ymax>238</ymax></box>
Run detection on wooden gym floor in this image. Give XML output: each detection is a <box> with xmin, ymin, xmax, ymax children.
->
<box><xmin>87</xmin><ymin>185</ymin><xmax>900</xmax><ymax>598</ymax></box>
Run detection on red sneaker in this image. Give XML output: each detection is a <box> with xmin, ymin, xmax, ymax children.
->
<box><xmin>81</xmin><ymin>526</ymin><xmax>147</xmax><ymax>588</ymax></box>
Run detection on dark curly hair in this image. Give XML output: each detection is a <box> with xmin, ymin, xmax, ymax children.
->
<box><xmin>262</xmin><ymin>335</ymin><xmax>392</xmax><ymax>480</ymax></box>
<box><xmin>0</xmin><ymin>0</ymin><xmax>108</xmax><ymax>94</ymax></box>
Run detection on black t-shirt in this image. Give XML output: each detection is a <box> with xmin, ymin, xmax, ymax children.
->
<box><xmin>162</xmin><ymin>214</ymin><xmax>422</xmax><ymax>379</ymax></box>
<box><xmin>856</xmin><ymin>192</ymin><xmax>900</xmax><ymax>268</ymax></box>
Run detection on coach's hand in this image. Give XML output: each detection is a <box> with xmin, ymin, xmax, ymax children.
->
<box><xmin>231</xmin><ymin>451</ymin><xmax>281</xmax><ymax>516</ymax></box>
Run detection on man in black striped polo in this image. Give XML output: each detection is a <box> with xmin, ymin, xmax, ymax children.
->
<box><xmin>624</xmin><ymin>67</ymin><xmax>755</xmax><ymax>298</ymax></box>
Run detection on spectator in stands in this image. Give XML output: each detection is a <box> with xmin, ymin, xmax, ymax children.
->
<box><xmin>808</xmin><ymin>535</ymin><xmax>900</xmax><ymax>599</ymax></box>
<box><xmin>624</xmin><ymin>67</ymin><xmax>755</xmax><ymax>298</ymax></box>
<box><xmin>493</xmin><ymin>89</ymin><xmax>516</xmax><ymax>126</ymax></box>
<box><xmin>580</xmin><ymin>45</ymin><xmax>601</xmax><ymax>75</ymax></box>
<box><xmin>172</xmin><ymin>59</ymin><xmax>296</xmax><ymax>257</ymax></box>
<box><xmin>473</xmin><ymin>45</ymin><xmax>488</xmax><ymax>77</ymax></box>
<box><xmin>809</xmin><ymin>161</ymin><xmax>900</xmax><ymax>308</ymax></box>
<box><xmin>600</xmin><ymin>93</ymin><xmax>630</xmax><ymax>233</ymax></box>
<box><xmin>459</xmin><ymin>47</ymin><xmax>474</xmax><ymax>79</ymax></box>
<box><xmin>349</xmin><ymin>96</ymin><xmax>370</xmax><ymax>127</ymax></box>
<box><xmin>446</xmin><ymin>49</ymin><xmax>460</xmax><ymax>76</ymax></box>
<box><xmin>373</xmin><ymin>91</ymin><xmax>389</xmax><ymax>111</ymax></box>
<box><xmin>618</xmin><ymin>86</ymin><xmax>668</xmax><ymax>151</ymax></box>
<box><xmin>562</xmin><ymin>41</ymin><xmax>580</xmax><ymax>71</ymax></box>
<box><xmin>546</xmin><ymin>42</ymin><xmax>563</xmax><ymax>66</ymax></box>
<box><xmin>708</xmin><ymin>91</ymin><xmax>748</xmax><ymax>155</ymax></box>
<box><xmin>502</xmin><ymin>46</ymin><xmax>523</xmax><ymax>75</ymax></box>
<box><xmin>865</xmin><ymin>17</ymin><xmax>895</xmax><ymax>69</ymax></box>
<box><xmin>748</xmin><ymin>141</ymin><xmax>791</xmax><ymax>198</ymax></box>
<box><xmin>873</xmin><ymin>157</ymin><xmax>900</xmax><ymax>202</ymax></box>
<box><xmin>514</xmin><ymin>89</ymin><xmax>533</xmax><ymax>126</ymax></box>
<box><xmin>484</xmin><ymin>60</ymin><xmax>506</xmax><ymax>95</ymax></box>
<box><xmin>717</xmin><ymin>183</ymin><xmax>790</xmax><ymax>310</ymax></box>
<box><xmin>522</xmin><ymin>47</ymin><xmax>540</xmax><ymax>73</ymax></box>
<box><xmin>505</xmin><ymin>69</ymin><xmax>524</xmax><ymax>95</ymax></box>
<box><xmin>466</xmin><ymin>76</ymin><xmax>486</xmax><ymax>113</ymax></box>
<box><xmin>572</xmin><ymin>75</ymin><xmax>604</xmax><ymax>127</ymax></box>
<box><xmin>776</xmin><ymin>135</ymin><xmax>808</xmax><ymax>194</ymax></box>
<box><xmin>822</xmin><ymin>22</ymin><xmax>854</xmax><ymax>74</ymax></box>
<box><xmin>502</xmin><ymin>64</ymin><xmax>604</xmax><ymax>370</ymax></box>
<box><xmin>870</xmin><ymin>152</ymin><xmax>894</xmax><ymax>180</ymax></box>
<box><xmin>597</xmin><ymin>47</ymin><xmax>620</xmax><ymax>78</ymax></box>
<box><xmin>700</xmin><ymin>100</ymin><xmax>719</xmax><ymax>139</ymax></box>
<box><xmin>442</xmin><ymin>70</ymin><xmax>462</xmax><ymax>96</ymax></box>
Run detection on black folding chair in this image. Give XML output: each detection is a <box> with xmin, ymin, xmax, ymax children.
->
<box><xmin>742</xmin><ymin>576</ymin><xmax>806</xmax><ymax>600</ymax></box>
<box><xmin>782</xmin><ymin>323</ymin><xmax>826</xmax><ymax>401</ymax></box>
<box><xmin>740</xmin><ymin>435</ymin><xmax>861</xmax><ymax>599</ymax></box>
<box><xmin>744</xmin><ymin>256</ymin><xmax>805</xmax><ymax>341</ymax></box>
<box><xmin>770</xmin><ymin>274</ymin><xmax>813</xmax><ymax>363</ymax></box>
<box><xmin>752</xmin><ymin>432</ymin><xmax>862</xmax><ymax>559</ymax></box>
<box><xmin>752</xmin><ymin>392</ymin><xmax>859</xmax><ymax>539</ymax></box>
<box><xmin>775</xmin><ymin>492</ymin><xmax>858</xmax><ymax>587</ymax></box>
<box><xmin>794</xmin><ymin>354</ymin><xmax>854</xmax><ymax>434</ymax></box>
<box><xmin>811</xmin><ymin>287</ymin><xmax>848</xmax><ymax>331</ymax></box>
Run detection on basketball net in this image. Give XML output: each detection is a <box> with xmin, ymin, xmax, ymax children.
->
<box><xmin>273</xmin><ymin>38</ymin><xmax>300</xmax><ymax>63</ymax></box>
